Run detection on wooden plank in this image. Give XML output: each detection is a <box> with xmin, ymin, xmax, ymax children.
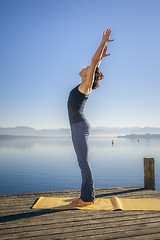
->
<box><xmin>1</xmin><ymin>214</ymin><xmax>160</xmax><ymax>235</ymax></box>
<box><xmin>0</xmin><ymin>187</ymin><xmax>160</xmax><ymax>239</ymax></box>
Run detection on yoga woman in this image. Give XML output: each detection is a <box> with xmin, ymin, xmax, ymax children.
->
<box><xmin>67</xmin><ymin>29</ymin><xmax>114</xmax><ymax>207</ymax></box>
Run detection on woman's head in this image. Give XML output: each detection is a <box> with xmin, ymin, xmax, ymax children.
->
<box><xmin>92</xmin><ymin>67</ymin><xmax>104</xmax><ymax>90</ymax></box>
<box><xmin>79</xmin><ymin>66</ymin><xmax>104</xmax><ymax>89</ymax></box>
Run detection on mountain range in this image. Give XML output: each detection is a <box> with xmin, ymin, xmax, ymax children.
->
<box><xmin>118</xmin><ymin>133</ymin><xmax>160</xmax><ymax>138</ymax></box>
<box><xmin>1</xmin><ymin>126</ymin><xmax>160</xmax><ymax>137</ymax></box>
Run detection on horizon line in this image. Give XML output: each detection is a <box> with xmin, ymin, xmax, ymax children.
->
<box><xmin>1</xmin><ymin>126</ymin><xmax>160</xmax><ymax>130</ymax></box>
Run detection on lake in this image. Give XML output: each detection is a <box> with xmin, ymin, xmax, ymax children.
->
<box><xmin>0</xmin><ymin>136</ymin><xmax>160</xmax><ymax>195</ymax></box>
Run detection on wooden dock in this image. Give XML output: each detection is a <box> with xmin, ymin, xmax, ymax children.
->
<box><xmin>1</xmin><ymin>187</ymin><xmax>160</xmax><ymax>239</ymax></box>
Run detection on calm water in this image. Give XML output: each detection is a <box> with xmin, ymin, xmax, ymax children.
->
<box><xmin>0</xmin><ymin>136</ymin><xmax>160</xmax><ymax>195</ymax></box>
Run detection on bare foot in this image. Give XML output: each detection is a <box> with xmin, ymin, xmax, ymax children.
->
<box><xmin>72</xmin><ymin>198</ymin><xmax>94</xmax><ymax>207</ymax></box>
<box><xmin>72</xmin><ymin>198</ymin><xmax>80</xmax><ymax>204</ymax></box>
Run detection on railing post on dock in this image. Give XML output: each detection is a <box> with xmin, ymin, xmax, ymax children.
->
<box><xmin>144</xmin><ymin>158</ymin><xmax>155</xmax><ymax>190</ymax></box>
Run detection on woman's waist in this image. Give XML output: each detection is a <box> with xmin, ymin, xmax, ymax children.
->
<box><xmin>68</xmin><ymin>112</ymin><xmax>87</xmax><ymax>124</ymax></box>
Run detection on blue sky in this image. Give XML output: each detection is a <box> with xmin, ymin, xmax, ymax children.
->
<box><xmin>0</xmin><ymin>0</ymin><xmax>160</xmax><ymax>129</ymax></box>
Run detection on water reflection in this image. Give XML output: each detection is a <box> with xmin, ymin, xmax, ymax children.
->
<box><xmin>0</xmin><ymin>135</ymin><xmax>72</xmax><ymax>150</ymax></box>
<box><xmin>0</xmin><ymin>136</ymin><xmax>159</xmax><ymax>195</ymax></box>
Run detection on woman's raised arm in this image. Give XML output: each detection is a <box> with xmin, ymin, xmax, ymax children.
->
<box><xmin>84</xmin><ymin>29</ymin><xmax>114</xmax><ymax>91</ymax></box>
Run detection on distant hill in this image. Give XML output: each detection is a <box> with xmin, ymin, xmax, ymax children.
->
<box><xmin>90</xmin><ymin>127</ymin><xmax>160</xmax><ymax>136</ymax></box>
<box><xmin>0</xmin><ymin>126</ymin><xmax>70</xmax><ymax>137</ymax></box>
<box><xmin>1</xmin><ymin>126</ymin><xmax>160</xmax><ymax>137</ymax></box>
<box><xmin>118</xmin><ymin>133</ymin><xmax>160</xmax><ymax>138</ymax></box>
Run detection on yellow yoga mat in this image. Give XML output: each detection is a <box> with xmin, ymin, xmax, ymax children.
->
<box><xmin>32</xmin><ymin>196</ymin><xmax>160</xmax><ymax>211</ymax></box>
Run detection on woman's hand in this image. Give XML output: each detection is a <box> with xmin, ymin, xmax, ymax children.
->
<box><xmin>102</xmin><ymin>29</ymin><xmax>114</xmax><ymax>43</ymax></box>
<box><xmin>102</xmin><ymin>45</ymin><xmax>110</xmax><ymax>58</ymax></box>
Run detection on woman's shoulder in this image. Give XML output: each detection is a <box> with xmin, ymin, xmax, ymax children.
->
<box><xmin>78</xmin><ymin>83</ymin><xmax>91</xmax><ymax>96</ymax></box>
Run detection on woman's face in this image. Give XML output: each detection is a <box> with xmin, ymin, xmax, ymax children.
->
<box><xmin>79</xmin><ymin>66</ymin><xmax>90</xmax><ymax>78</ymax></box>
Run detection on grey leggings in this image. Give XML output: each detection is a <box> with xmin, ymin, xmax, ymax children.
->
<box><xmin>71</xmin><ymin>120</ymin><xmax>95</xmax><ymax>202</ymax></box>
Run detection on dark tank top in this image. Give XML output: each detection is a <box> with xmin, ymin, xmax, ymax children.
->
<box><xmin>67</xmin><ymin>85</ymin><xmax>89</xmax><ymax>124</ymax></box>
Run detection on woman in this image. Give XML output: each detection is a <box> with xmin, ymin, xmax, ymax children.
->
<box><xmin>67</xmin><ymin>29</ymin><xmax>114</xmax><ymax>207</ymax></box>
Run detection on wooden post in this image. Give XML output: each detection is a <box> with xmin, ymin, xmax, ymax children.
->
<box><xmin>144</xmin><ymin>158</ymin><xmax>155</xmax><ymax>190</ymax></box>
